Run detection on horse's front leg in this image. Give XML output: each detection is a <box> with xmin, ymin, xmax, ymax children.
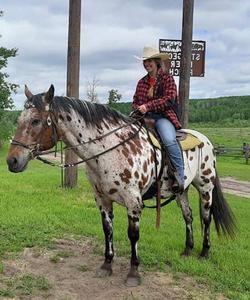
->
<box><xmin>96</xmin><ymin>201</ymin><xmax>114</xmax><ymax>277</ymax></box>
<box><xmin>125</xmin><ymin>206</ymin><xmax>142</xmax><ymax>287</ymax></box>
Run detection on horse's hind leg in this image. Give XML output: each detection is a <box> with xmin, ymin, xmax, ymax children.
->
<box><xmin>199</xmin><ymin>189</ymin><xmax>213</xmax><ymax>259</ymax></box>
<box><xmin>96</xmin><ymin>201</ymin><xmax>114</xmax><ymax>277</ymax></box>
<box><xmin>178</xmin><ymin>188</ymin><xmax>194</xmax><ymax>256</ymax></box>
<box><xmin>125</xmin><ymin>205</ymin><xmax>142</xmax><ymax>287</ymax></box>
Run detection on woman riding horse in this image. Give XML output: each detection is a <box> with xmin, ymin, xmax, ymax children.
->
<box><xmin>7</xmin><ymin>84</ymin><xmax>235</xmax><ymax>287</ymax></box>
<box><xmin>133</xmin><ymin>46</ymin><xmax>184</xmax><ymax>193</ymax></box>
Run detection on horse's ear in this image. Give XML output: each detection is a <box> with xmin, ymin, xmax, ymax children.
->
<box><xmin>24</xmin><ymin>85</ymin><xmax>33</xmax><ymax>99</ymax></box>
<box><xmin>45</xmin><ymin>84</ymin><xmax>55</xmax><ymax>103</ymax></box>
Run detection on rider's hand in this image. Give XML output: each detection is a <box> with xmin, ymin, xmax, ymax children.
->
<box><xmin>137</xmin><ymin>105</ymin><xmax>147</xmax><ymax>114</ymax></box>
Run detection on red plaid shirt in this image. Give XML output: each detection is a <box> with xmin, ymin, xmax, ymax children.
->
<box><xmin>132</xmin><ymin>69</ymin><xmax>182</xmax><ymax>129</ymax></box>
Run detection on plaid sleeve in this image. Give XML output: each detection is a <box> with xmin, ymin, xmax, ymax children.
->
<box><xmin>132</xmin><ymin>79</ymin><xmax>147</xmax><ymax>109</ymax></box>
<box><xmin>132</xmin><ymin>81</ymin><xmax>140</xmax><ymax>109</ymax></box>
<box><xmin>144</xmin><ymin>75</ymin><xmax>177</xmax><ymax>113</ymax></box>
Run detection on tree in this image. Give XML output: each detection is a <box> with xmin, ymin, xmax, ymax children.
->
<box><xmin>0</xmin><ymin>11</ymin><xmax>18</xmax><ymax>145</ymax></box>
<box><xmin>108</xmin><ymin>89</ymin><xmax>122</xmax><ymax>105</ymax></box>
<box><xmin>86</xmin><ymin>76</ymin><xmax>99</xmax><ymax>103</ymax></box>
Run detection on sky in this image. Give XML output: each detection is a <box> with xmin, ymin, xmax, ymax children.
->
<box><xmin>1</xmin><ymin>0</ymin><xmax>250</xmax><ymax>109</ymax></box>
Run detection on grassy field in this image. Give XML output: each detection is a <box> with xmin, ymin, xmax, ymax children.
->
<box><xmin>0</xmin><ymin>143</ymin><xmax>250</xmax><ymax>299</ymax></box>
<box><xmin>190</xmin><ymin>126</ymin><xmax>250</xmax><ymax>148</ymax></box>
<box><xmin>190</xmin><ymin>126</ymin><xmax>250</xmax><ymax>181</ymax></box>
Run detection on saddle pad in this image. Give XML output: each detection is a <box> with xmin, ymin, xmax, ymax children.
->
<box><xmin>149</xmin><ymin>132</ymin><xmax>202</xmax><ymax>151</ymax></box>
<box><xmin>180</xmin><ymin>134</ymin><xmax>202</xmax><ymax>150</ymax></box>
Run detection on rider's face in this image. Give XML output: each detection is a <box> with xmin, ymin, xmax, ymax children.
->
<box><xmin>143</xmin><ymin>59</ymin><xmax>158</xmax><ymax>75</ymax></box>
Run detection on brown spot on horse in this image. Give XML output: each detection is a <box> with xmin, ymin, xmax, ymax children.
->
<box><xmin>121</xmin><ymin>147</ymin><xmax>129</xmax><ymax>158</ymax></box>
<box><xmin>203</xmin><ymin>168</ymin><xmax>212</xmax><ymax>176</ymax></box>
<box><xmin>128</xmin><ymin>158</ymin><xmax>134</xmax><ymax>167</ymax></box>
<box><xmin>119</xmin><ymin>169</ymin><xmax>131</xmax><ymax>184</ymax></box>
<box><xmin>134</xmin><ymin>171</ymin><xmax>139</xmax><ymax>179</ymax></box>
<box><xmin>109</xmin><ymin>188</ymin><xmax>117</xmax><ymax>195</ymax></box>
<box><xmin>141</xmin><ymin>173</ymin><xmax>149</xmax><ymax>186</ymax></box>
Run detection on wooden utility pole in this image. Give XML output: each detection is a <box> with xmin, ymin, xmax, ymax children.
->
<box><xmin>64</xmin><ymin>0</ymin><xmax>81</xmax><ymax>188</ymax></box>
<box><xmin>179</xmin><ymin>0</ymin><xmax>194</xmax><ymax>128</ymax></box>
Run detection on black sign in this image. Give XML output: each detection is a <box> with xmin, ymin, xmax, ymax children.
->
<box><xmin>159</xmin><ymin>39</ymin><xmax>206</xmax><ymax>77</ymax></box>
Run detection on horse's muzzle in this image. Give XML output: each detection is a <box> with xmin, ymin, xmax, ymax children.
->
<box><xmin>7</xmin><ymin>155</ymin><xmax>28</xmax><ymax>173</ymax></box>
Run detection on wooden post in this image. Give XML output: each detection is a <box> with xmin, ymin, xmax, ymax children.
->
<box><xmin>64</xmin><ymin>0</ymin><xmax>81</xmax><ymax>188</ymax></box>
<box><xmin>179</xmin><ymin>0</ymin><xmax>194</xmax><ymax>128</ymax></box>
<box><xmin>245</xmin><ymin>144</ymin><xmax>249</xmax><ymax>165</ymax></box>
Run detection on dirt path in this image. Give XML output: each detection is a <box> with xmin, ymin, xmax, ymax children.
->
<box><xmin>220</xmin><ymin>177</ymin><xmax>250</xmax><ymax>198</ymax></box>
<box><xmin>0</xmin><ymin>237</ymin><xmax>226</xmax><ymax>300</ymax></box>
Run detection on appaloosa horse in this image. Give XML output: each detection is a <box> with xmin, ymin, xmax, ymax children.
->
<box><xmin>7</xmin><ymin>85</ymin><xmax>235</xmax><ymax>286</ymax></box>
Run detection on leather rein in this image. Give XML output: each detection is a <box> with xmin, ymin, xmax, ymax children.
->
<box><xmin>11</xmin><ymin>109</ymin><xmax>145</xmax><ymax>168</ymax></box>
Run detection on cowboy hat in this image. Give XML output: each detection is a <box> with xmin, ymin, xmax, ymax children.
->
<box><xmin>134</xmin><ymin>46</ymin><xmax>170</xmax><ymax>61</ymax></box>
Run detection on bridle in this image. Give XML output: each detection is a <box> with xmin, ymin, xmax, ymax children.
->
<box><xmin>11</xmin><ymin>104</ymin><xmax>60</xmax><ymax>159</ymax></box>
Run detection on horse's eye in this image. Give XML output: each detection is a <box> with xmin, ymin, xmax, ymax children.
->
<box><xmin>31</xmin><ymin>119</ymin><xmax>41</xmax><ymax>127</ymax></box>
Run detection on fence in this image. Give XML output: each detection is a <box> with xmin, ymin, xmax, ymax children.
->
<box><xmin>214</xmin><ymin>145</ymin><xmax>249</xmax><ymax>164</ymax></box>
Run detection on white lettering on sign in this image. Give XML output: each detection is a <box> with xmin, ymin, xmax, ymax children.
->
<box><xmin>159</xmin><ymin>39</ymin><xmax>206</xmax><ymax>77</ymax></box>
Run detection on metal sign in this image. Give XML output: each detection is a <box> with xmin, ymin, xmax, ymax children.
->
<box><xmin>159</xmin><ymin>39</ymin><xmax>206</xmax><ymax>77</ymax></box>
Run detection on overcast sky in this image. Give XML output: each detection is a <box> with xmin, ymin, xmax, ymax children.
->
<box><xmin>1</xmin><ymin>0</ymin><xmax>250</xmax><ymax>109</ymax></box>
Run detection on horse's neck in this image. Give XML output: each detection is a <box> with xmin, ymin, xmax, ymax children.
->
<box><xmin>58</xmin><ymin>110</ymin><xmax>122</xmax><ymax>156</ymax></box>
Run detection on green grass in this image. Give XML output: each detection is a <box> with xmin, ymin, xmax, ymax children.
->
<box><xmin>0</xmin><ymin>274</ymin><xmax>52</xmax><ymax>297</ymax></box>
<box><xmin>216</xmin><ymin>156</ymin><xmax>250</xmax><ymax>181</ymax></box>
<box><xmin>190</xmin><ymin>126</ymin><xmax>250</xmax><ymax>148</ymax></box>
<box><xmin>50</xmin><ymin>250</ymin><xmax>74</xmax><ymax>263</ymax></box>
<box><xmin>1</xmin><ymin>142</ymin><xmax>250</xmax><ymax>299</ymax></box>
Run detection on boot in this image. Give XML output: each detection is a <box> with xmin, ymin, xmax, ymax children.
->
<box><xmin>172</xmin><ymin>171</ymin><xmax>184</xmax><ymax>194</ymax></box>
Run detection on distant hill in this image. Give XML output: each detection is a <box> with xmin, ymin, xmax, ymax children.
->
<box><xmin>110</xmin><ymin>95</ymin><xmax>250</xmax><ymax>127</ymax></box>
<box><xmin>5</xmin><ymin>95</ymin><xmax>250</xmax><ymax>127</ymax></box>
<box><xmin>189</xmin><ymin>95</ymin><xmax>250</xmax><ymax>126</ymax></box>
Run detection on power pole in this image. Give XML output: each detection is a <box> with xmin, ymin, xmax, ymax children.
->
<box><xmin>179</xmin><ymin>0</ymin><xmax>194</xmax><ymax>128</ymax></box>
<box><xmin>64</xmin><ymin>0</ymin><xmax>81</xmax><ymax>188</ymax></box>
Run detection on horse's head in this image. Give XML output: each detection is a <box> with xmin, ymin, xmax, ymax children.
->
<box><xmin>7</xmin><ymin>85</ymin><xmax>58</xmax><ymax>172</ymax></box>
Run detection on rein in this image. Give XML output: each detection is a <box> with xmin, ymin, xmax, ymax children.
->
<box><xmin>11</xmin><ymin>110</ymin><xmax>145</xmax><ymax>168</ymax></box>
<box><xmin>36</xmin><ymin>121</ymin><xmax>144</xmax><ymax>168</ymax></box>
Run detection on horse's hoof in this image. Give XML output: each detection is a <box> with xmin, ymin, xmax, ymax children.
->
<box><xmin>199</xmin><ymin>249</ymin><xmax>209</xmax><ymax>260</ymax></box>
<box><xmin>181</xmin><ymin>247</ymin><xmax>192</xmax><ymax>257</ymax></box>
<box><xmin>199</xmin><ymin>253</ymin><xmax>209</xmax><ymax>260</ymax></box>
<box><xmin>125</xmin><ymin>270</ymin><xmax>141</xmax><ymax>287</ymax></box>
<box><xmin>96</xmin><ymin>263</ymin><xmax>112</xmax><ymax>277</ymax></box>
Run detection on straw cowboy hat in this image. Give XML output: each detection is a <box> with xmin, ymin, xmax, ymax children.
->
<box><xmin>134</xmin><ymin>46</ymin><xmax>170</xmax><ymax>61</ymax></box>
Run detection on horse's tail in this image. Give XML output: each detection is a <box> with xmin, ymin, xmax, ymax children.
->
<box><xmin>211</xmin><ymin>172</ymin><xmax>236</xmax><ymax>237</ymax></box>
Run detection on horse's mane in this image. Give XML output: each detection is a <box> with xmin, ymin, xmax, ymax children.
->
<box><xmin>27</xmin><ymin>94</ymin><xmax>131</xmax><ymax>127</ymax></box>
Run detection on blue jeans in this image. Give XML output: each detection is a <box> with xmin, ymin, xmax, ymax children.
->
<box><xmin>147</xmin><ymin>113</ymin><xmax>184</xmax><ymax>183</ymax></box>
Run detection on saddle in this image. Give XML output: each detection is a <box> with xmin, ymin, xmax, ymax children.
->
<box><xmin>144</xmin><ymin>118</ymin><xmax>202</xmax><ymax>151</ymax></box>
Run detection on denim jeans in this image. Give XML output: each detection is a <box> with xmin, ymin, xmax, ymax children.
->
<box><xmin>147</xmin><ymin>112</ymin><xmax>184</xmax><ymax>182</ymax></box>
